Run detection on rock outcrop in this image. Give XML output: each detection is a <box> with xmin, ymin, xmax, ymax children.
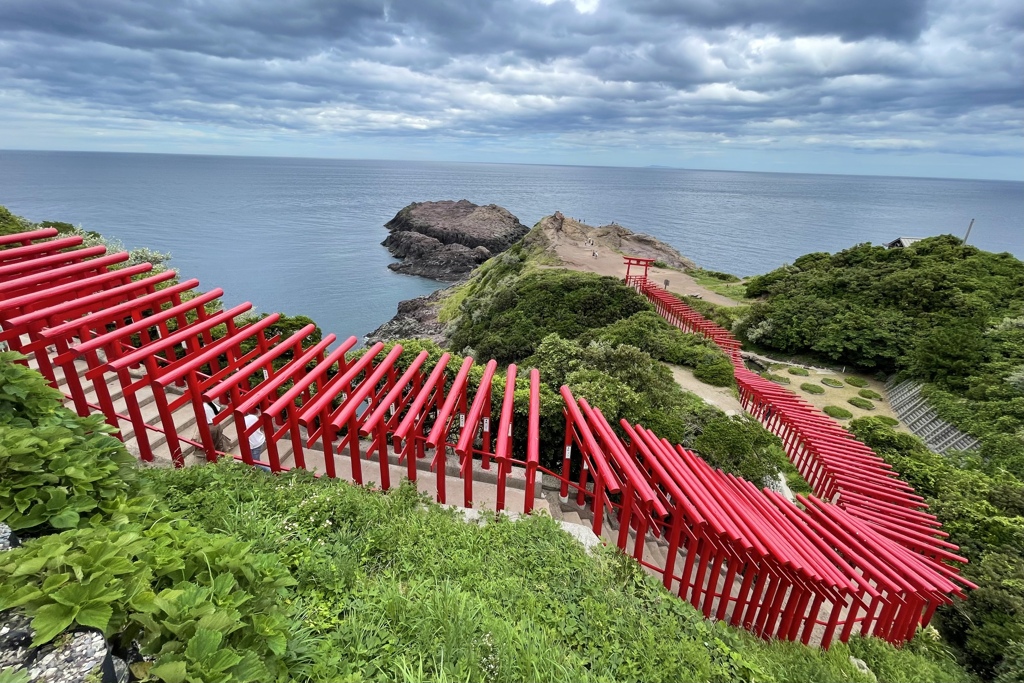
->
<box><xmin>365</xmin><ymin>287</ymin><xmax>448</xmax><ymax>346</ymax></box>
<box><xmin>382</xmin><ymin>200</ymin><xmax>528</xmax><ymax>281</ymax></box>
<box><xmin>524</xmin><ymin>213</ymin><xmax>696</xmax><ymax>271</ymax></box>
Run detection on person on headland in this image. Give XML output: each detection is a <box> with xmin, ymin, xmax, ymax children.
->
<box><xmin>244</xmin><ymin>406</ymin><xmax>270</xmax><ymax>472</ymax></box>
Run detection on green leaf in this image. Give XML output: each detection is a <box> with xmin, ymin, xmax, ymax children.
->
<box><xmin>31</xmin><ymin>602</ymin><xmax>76</xmax><ymax>646</ymax></box>
<box><xmin>149</xmin><ymin>660</ymin><xmax>187</xmax><ymax>683</ymax></box>
<box><xmin>205</xmin><ymin>649</ymin><xmax>243</xmax><ymax>674</ymax></box>
<box><xmin>11</xmin><ymin>556</ymin><xmax>47</xmax><ymax>578</ymax></box>
<box><xmin>185</xmin><ymin>628</ymin><xmax>222</xmax><ymax>662</ymax></box>
<box><xmin>196</xmin><ymin>610</ymin><xmax>238</xmax><ymax>635</ymax></box>
<box><xmin>48</xmin><ymin>509</ymin><xmax>80</xmax><ymax>529</ymax></box>
<box><xmin>41</xmin><ymin>573</ymin><xmax>70</xmax><ymax>592</ymax></box>
<box><xmin>76</xmin><ymin>603</ymin><xmax>114</xmax><ymax>632</ymax></box>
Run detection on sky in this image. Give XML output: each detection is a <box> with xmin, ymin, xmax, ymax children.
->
<box><xmin>1</xmin><ymin>0</ymin><xmax>1022</xmax><ymax>180</ymax></box>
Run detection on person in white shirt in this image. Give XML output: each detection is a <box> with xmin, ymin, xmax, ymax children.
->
<box><xmin>202</xmin><ymin>399</ymin><xmax>228</xmax><ymax>453</ymax></box>
<box><xmin>243</xmin><ymin>407</ymin><xmax>269</xmax><ymax>471</ymax></box>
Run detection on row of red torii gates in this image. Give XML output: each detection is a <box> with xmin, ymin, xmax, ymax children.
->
<box><xmin>0</xmin><ymin>230</ymin><xmax>972</xmax><ymax>648</ymax></box>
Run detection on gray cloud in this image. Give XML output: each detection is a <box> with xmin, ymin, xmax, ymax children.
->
<box><xmin>0</xmin><ymin>0</ymin><xmax>1020</xmax><ymax>165</ymax></box>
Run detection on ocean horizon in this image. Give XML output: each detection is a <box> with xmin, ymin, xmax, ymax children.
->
<box><xmin>1</xmin><ymin>149</ymin><xmax>1021</xmax><ymax>342</ymax></box>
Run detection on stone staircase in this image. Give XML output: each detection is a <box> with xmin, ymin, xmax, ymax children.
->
<box><xmin>886</xmin><ymin>379</ymin><xmax>979</xmax><ymax>453</ymax></box>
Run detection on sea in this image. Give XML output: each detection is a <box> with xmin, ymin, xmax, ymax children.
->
<box><xmin>1</xmin><ymin>150</ymin><xmax>1020</xmax><ymax>344</ymax></box>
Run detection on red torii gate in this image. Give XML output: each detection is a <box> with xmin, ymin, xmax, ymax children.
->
<box><xmin>0</xmin><ymin>231</ymin><xmax>977</xmax><ymax>649</ymax></box>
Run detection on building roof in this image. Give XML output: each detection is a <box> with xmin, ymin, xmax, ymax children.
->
<box><xmin>886</xmin><ymin>237</ymin><xmax>926</xmax><ymax>249</ymax></box>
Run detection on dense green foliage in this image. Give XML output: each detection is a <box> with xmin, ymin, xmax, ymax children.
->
<box><xmin>821</xmin><ymin>377</ymin><xmax>844</xmax><ymax>388</ymax></box>
<box><xmin>742</xmin><ymin>236</ymin><xmax>1024</xmax><ymax>476</ymax></box>
<box><xmin>139</xmin><ymin>460</ymin><xmax>971</xmax><ymax>683</ymax></box>
<box><xmin>449</xmin><ymin>249</ymin><xmax>652</xmax><ymax>364</ymax></box>
<box><xmin>786</xmin><ymin>367</ymin><xmax>810</xmax><ymax>377</ymax></box>
<box><xmin>858</xmin><ymin>388</ymin><xmax>883</xmax><ymax>400</ymax></box>
<box><xmin>846</xmin><ymin>376</ymin><xmax>870</xmax><ymax>388</ymax></box>
<box><xmin>850</xmin><ymin>417</ymin><xmax>1024</xmax><ymax>678</ymax></box>
<box><xmin>527</xmin><ymin>333</ymin><xmax>785</xmax><ymax>487</ymax></box>
<box><xmin>578</xmin><ymin>311</ymin><xmax>734</xmax><ymax>387</ymax></box>
<box><xmin>800</xmin><ymin>383</ymin><xmax>825</xmax><ymax>395</ymax></box>
<box><xmin>0</xmin><ymin>353</ymin><xmax>140</xmax><ymax>532</ymax></box>
<box><xmin>0</xmin><ymin>357</ymin><xmax>300</xmax><ymax>681</ymax></box>
<box><xmin>0</xmin><ymin>206</ymin><xmax>33</xmax><ymax>236</ymax></box>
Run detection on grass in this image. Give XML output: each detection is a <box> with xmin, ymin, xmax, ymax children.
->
<box><xmin>437</xmin><ymin>284</ymin><xmax>470</xmax><ymax>324</ymax></box>
<box><xmin>848</xmin><ymin>397</ymin><xmax>876</xmax><ymax>410</ymax></box>
<box><xmin>138</xmin><ymin>461</ymin><xmax>971</xmax><ymax>683</ymax></box>
<box><xmin>821</xmin><ymin>377</ymin><xmax>844</xmax><ymax>388</ymax></box>
<box><xmin>859</xmin><ymin>388</ymin><xmax>884</xmax><ymax>401</ymax></box>
<box><xmin>780</xmin><ymin>461</ymin><xmax>813</xmax><ymax>497</ymax></box>
<box><xmin>800</xmin><ymin>383</ymin><xmax>825</xmax><ymax>395</ymax></box>
<box><xmin>786</xmin><ymin>367</ymin><xmax>810</xmax><ymax>377</ymax></box>
<box><xmin>685</xmin><ymin>268</ymin><xmax>750</xmax><ymax>302</ymax></box>
<box><xmin>823</xmin><ymin>405</ymin><xmax>854</xmax><ymax>420</ymax></box>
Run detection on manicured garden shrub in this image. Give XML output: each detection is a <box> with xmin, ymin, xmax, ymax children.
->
<box><xmin>786</xmin><ymin>366</ymin><xmax>810</xmax><ymax>376</ymax></box>
<box><xmin>845</xmin><ymin>376</ymin><xmax>869</xmax><ymax>388</ymax></box>
<box><xmin>823</xmin><ymin>405</ymin><xmax>853</xmax><ymax>419</ymax></box>
<box><xmin>848</xmin><ymin>397</ymin><xmax>876</xmax><ymax>410</ymax></box>
<box><xmin>821</xmin><ymin>377</ymin><xmax>844</xmax><ymax>388</ymax></box>
<box><xmin>800</xmin><ymin>383</ymin><xmax>825</xmax><ymax>395</ymax></box>
<box><xmin>858</xmin><ymin>388</ymin><xmax>883</xmax><ymax>401</ymax></box>
<box><xmin>761</xmin><ymin>372</ymin><xmax>790</xmax><ymax>384</ymax></box>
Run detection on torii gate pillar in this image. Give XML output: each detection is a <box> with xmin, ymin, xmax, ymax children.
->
<box><xmin>623</xmin><ymin>256</ymin><xmax>656</xmax><ymax>287</ymax></box>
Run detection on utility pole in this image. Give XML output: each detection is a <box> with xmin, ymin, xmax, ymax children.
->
<box><xmin>963</xmin><ymin>218</ymin><xmax>975</xmax><ymax>245</ymax></box>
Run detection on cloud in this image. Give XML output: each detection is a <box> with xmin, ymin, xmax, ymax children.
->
<box><xmin>0</xmin><ymin>0</ymin><xmax>1020</xmax><ymax>175</ymax></box>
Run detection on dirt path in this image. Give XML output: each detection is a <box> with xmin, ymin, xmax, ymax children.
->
<box><xmin>665</xmin><ymin>364</ymin><xmax>744</xmax><ymax>415</ymax></box>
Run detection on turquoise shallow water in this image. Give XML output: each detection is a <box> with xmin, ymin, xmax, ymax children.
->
<box><xmin>1</xmin><ymin>150</ymin><xmax>1020</xmax><ymax>342</ymax></box>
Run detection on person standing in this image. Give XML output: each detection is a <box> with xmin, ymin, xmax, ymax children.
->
<box><xmin>202</xmin><ymin>398</ymin><xmax>228</xmax><ymax>454</ymax></box>
<box><xmin>244</xmin><ymin>407</ymin><xmax>269</xmax><ymax>471</ymax></box>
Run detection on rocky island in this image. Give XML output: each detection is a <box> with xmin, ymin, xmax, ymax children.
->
<box><xmin>382</xmin><ymin>199</ymin><xmax>529</xmax><ymax>281</ymax></box>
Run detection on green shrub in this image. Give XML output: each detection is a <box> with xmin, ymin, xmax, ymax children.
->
<box><xmin>846</xmin><ymin>633</ymin><xmax>972</xmax><ymax>683</ymax></box>
<box><xmin>800</xmin><ymin>383</ymin><xmax>825</xmax><ymax>395</ymax></box>
<box><xmin>821</xmin><ymin>377</ymin><xmax>844</xmax><ymax>388</ymax></box>
<box><xmin>0</xmin><ymin>354</ymin><xmax>140</xmax><ymax>533</ymax></box>
<box><xmin>0</xmin><ymin>205</ymin><xmax>33</xmax><ymax>237</ymax></box>
<box><xmin>0</xmin><ymin>521</ymin><xmax>296</xmax><ymax>681</ymax></box>
<box><xmin>849</xmin><ymin>417</ymin><xmax>1024</xmax><ymax>677</ymax></box>
<box><xmin>694</xmin><ymin>268</ymin><xmax>741</xmax><ymax>282</ymax></box>
<box><xmin>875</xmin><ymin>415</ymin><xmax>900</xmax><ymax>426</ymax></box>
<box><xmin>581</xmin><ymin>311</ymin><xmax>735</xmax><ymax>387</ymax></box>
<box><xmin>786</xmin><ymin>366</ymin><xmax>810</xmax><ymax>376</ymax></box>
<box><xmin>848</xmin><ymin>397</ymin><xmax>876</xmax><ymax>410</ymax></box>
<box><xmin>450</xmin><ymin>266</ymin><xmax>651</xmax><ymax>364</ymax></box>
<box><xmin>760</xmin><ymin>372</ymin><xmax>791</xmax><ymax>384</ymax></box>
<box><xmin>693</xmin><ymin>416</ymin><xmax>788</xmax><ymax>490</ymax></box>
<box><xmin>845</xmin><ymin>376</ymin><xmax>869</xmax><ymax>388</ymax></box>
<box><xmin>823</xmin><ymin>405</ymin><xmax>853</xmax><ymax>419</ymax></box>
<box><xmin>858</xmin><ymin>388</ymin><xmax>884</xmax><ymax>401</ymax></box>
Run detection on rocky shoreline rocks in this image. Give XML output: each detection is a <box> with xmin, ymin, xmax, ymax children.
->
<box><xmin>382</xmin><ymin>200</ymin><xmax>529</xmax><ymax>281</ymax></box>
